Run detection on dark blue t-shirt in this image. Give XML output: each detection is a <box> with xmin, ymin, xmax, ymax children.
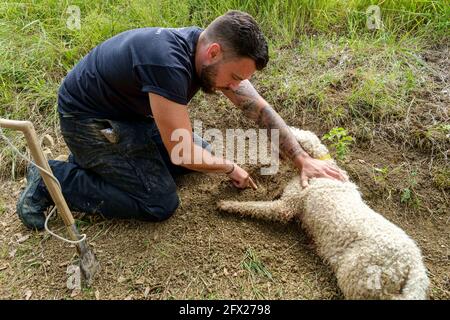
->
<box><xmin>58</xmin><ymin>26</ymin><xmax>203</xmax><ymax>120</ymax></box>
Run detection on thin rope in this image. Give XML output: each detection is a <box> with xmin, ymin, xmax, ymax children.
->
<box><xmin>0</xmin><ymin>126</ymin><xmax>86</xmax><ymax>244</ymax></box>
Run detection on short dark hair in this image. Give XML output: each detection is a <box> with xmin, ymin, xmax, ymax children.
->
<box><xmin>204</xmin><ymin>10</ymin><xmax>269</xmax><ymax>70</ymax></box>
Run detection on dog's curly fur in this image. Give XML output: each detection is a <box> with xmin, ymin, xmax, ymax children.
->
<box><xmin>218</xmin><ymin>127</ymin><xmax>429</xmax><ymax>300</ymax></box>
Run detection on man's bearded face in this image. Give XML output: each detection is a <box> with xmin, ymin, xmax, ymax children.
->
<box><xmin>199</xmin><ymin>62</ymin><xmax>219</xmax><ymax>94</ymax></box>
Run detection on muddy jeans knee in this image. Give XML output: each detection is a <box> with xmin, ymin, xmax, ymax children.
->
<box><xmin>138</xmin><ymin>190</ymin><xmax>180</xmax><ymax>221</ymax></box>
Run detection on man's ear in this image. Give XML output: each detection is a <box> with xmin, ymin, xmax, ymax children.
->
<box><xmin>206</xmin><ymin>43</ymin><xmax>222</xmax><ymax>62</ymax></box>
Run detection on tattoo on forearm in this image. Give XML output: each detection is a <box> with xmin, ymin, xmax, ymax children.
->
<box><xmin>232</xmin><ymin>81</ymin><xmax>307</xmax><ymax>160</ymax></box>
<box><xmin>241</xmin><ymin>100</ymin><xmax>261</xmax><ymax>121</ymax></box>
<box><xmin>234</xmin><ymin>80</ymin><xmax>260</xmax><ymax>100</ymax></box>
<box><xmin>260</xmin><ymin>106</ymin><xmax>306</xmax><ymax>159</ymax></box>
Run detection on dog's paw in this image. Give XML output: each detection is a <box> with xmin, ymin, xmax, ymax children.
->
<box><xmin>216</xmin><ymin>200</ymin><xmax>227</xmax><ymax>210</ymax></box>
<box><xmin>217</xmin><ymin>200</ymin><xmax>237</xmax><ymax>213</ymax></box>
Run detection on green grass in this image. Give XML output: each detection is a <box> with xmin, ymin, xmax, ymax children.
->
<box><xmin>432</xmin><ymin>167</ymin><xmax>450</xmax><ymax>190</ymax></box>
<box><xmin>256</xmin><ymin>30</ymin><xmax>447</xmax><ymax>155</ymax></box>
<box><xmin>0</xmin><ymin>0</ymin><xmax>448</xmax><ymax>178</ymax></box>
<box><xmin>399</xmin><ymin>170</ymin><xmax>423</xmax><ymax>209</ymax></box>
<box><xmin>242</xmin><ymin>248</ymin><xmax>273</xmax><ymax>280</ymax></box>
<box><xmin>0</xmin><ymin>198</ymin><xmax>5</xmax><ymax>215</ymax></box>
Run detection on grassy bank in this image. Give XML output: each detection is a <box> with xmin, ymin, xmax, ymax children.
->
<box><xmin>0</xmin><ymin>0</ymin><xmax>448</xmax><ymax>178</ymax></box>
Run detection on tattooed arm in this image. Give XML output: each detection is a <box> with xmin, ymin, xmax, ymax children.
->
<box><xmin>221</xmin><ymin>80</ymin><xmax>346</xmax><ymax>187</ymax></box>
<box><xmin>221</xmin><ymin>80</ymin><xmax>308</xmax><ymax>162</ymax></box>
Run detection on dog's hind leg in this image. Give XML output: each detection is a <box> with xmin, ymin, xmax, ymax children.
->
<box><xmin>217</xmin><ymin>200</ymin><xmax>294</xmax><ymax>223</ymax></box>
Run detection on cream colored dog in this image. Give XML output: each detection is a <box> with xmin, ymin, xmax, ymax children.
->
<box><xmin>218</xmin><ymin>127</ymin><xmax>429</xmax><ymax>300</ymax></box>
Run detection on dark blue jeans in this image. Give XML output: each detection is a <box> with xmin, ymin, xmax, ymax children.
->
<box><xmin>46</xmin><ymin>113</ymin><xmax>210</xmax><ymax>221</ymax></box>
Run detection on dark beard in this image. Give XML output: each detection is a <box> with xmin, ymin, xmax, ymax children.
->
<box><xmin>199</xmin><ymin>63</ymin><xmax>218</xmax><ymax>94</ymax></box>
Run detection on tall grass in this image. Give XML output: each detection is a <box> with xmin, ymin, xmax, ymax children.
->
<box><xmin>0</xmin><ymin>0</ymin><xmax>448</xmax><ymax>178</ymax></box>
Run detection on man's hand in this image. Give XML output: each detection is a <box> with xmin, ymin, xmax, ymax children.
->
<box><xmin>227</xmin><ymin>164</ymin><xmax>258</xmax><ymax>190</ymax></box>
<box><xmin>295</xmin><ymin>155</ymin><xmax>347</xmax><ymax>188</ymax></box>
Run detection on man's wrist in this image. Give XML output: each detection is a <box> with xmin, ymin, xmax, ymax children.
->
<box><xmin>292</xmin><ymin>151</ymin><xmax>310</xmax><ymax>169</ymax></box>
<box><xmin>224</xmin><ymin>163</ymin><xmax>235</xmax><ymax>175</ymax></box>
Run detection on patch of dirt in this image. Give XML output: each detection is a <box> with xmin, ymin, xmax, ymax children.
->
<box><xmin>1</xmin><ymin>118</ymin><xmax>448</xmax><ymax>300</ymax></box>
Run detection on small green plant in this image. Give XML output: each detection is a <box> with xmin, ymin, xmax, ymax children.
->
<box><xmin>432</xmin><ymin>167</ymin><xmax>450</xmax><ymax>190</ymax></box>
<box><xmin>400</xmin><ymin>188</ymin><xmax>412</xmax><ymax>203</ymax></box>
<box><xmin>373</xmin><ymin>166</ymin><xmax>389</xmax><ymax>181</ymax></box>
<box><xmin>400</xmin><ymin>170</ymin><xmax>420</xmax><ymax>207</ymax></box>
<box><xmin>242</xmin><ymin>248</ymin><xmax>272</xmax><ymax>280</ymax></box>
<box><xmin>205</xmin><ymin>292</ymin><xmax>218</xmax><ymax>300</ymax></box>
<box><xmin>372</xmin><ymin>166</ymin><xmax>390</xmax><ymax>191</ymax></box>
<box><xmin>322</xmin><ymin>127</ymin><xmax>354</xmax><ymax>160</ymax></box>
<box><xmin>82</xmin><ymin>286</ymin><xmax>93</xmax><ymax>295</ymax></box>
<box><xmin>425</xmin><ymin>124</ymin><xmax>450</xmax><ymax>143</ymax></box>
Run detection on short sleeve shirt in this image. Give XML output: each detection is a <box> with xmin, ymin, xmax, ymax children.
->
<box><xmin>57</xmin><ymin>27</ymin><xmax>203</xmax><ymax>120</ymax></box>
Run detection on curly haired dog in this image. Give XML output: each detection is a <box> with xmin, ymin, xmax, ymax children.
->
<box><xmin>218</xmin><ymin>127</ymin><xmax>429</xmax><ymax>300</ymax></box>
